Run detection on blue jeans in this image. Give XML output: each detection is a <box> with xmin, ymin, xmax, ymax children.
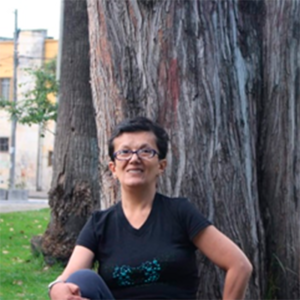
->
<box><xmin>66</xmin><ymin>269</ymin><xmax>115</xmax><ymax>300</ymax></box>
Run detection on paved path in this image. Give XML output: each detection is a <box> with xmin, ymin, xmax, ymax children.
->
<box><xmin>0</xmin><ymin>199</ymin><xmax>49</xmax><ymax>213</ymax></box>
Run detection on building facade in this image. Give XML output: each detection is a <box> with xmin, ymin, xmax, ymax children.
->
<box><xmin>0</xmin><ymin>30</ymin><xmax>58</xmax><ymax>192</ymax></box>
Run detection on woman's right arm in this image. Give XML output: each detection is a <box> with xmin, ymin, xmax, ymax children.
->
<box><xmin>49</xmin><ymin>245</ymin><xmax>95</xmax><ymax>300</ymax></box>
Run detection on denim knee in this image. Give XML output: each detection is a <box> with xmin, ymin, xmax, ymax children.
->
<box><xmin>66</xmin><ymin>269</ymin><xmax>114</xmax><ymax>300</ymax></box>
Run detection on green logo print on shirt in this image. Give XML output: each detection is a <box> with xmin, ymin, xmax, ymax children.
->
<box><xmin>112</xmin><ymin>259</ymin><xmax>161</xmax><ymax>286</ymax></box>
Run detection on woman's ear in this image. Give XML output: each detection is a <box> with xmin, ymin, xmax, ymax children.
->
<box><xmin>109</xmin><ymin>161</ymin><xmax>116</xmax><ymax>177</ymax></box>
<box><xmin>158</xmin><ymin>159</ymin><xmax>167</xmax><ymax>175</ymax></box>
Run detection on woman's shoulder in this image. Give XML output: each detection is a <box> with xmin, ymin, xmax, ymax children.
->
<box><xmin>90</xmin><ymin>202</ymin><xmax>120</xmax><ymax>222</ymax></box>
<box><xmin>156</xmin><ymin>192</ymin><xmax>191</xmax><ymax>206</ymax></box>
<box><xmin>156</xmin><ymin>193</ymin><xmax>207</xmax><ymax>217</ymax></box>
<box><xmin>156</xmin><ymin>193</ymin><xmax>211</xmax><ymax>234</ymax></box>
<box><xmin>156</xmin><ymin>193</ymin><xmax>195</xmax><ymax>216</ymax></box>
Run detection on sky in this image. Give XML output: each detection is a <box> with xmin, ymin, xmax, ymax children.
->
<box><xmin>0</xmin><ymin>0</ymin><xmax>61</xmax><ymax>39</ymax></box>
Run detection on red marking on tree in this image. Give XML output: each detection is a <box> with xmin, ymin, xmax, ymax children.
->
<box><xmin>168</xmin><ymin>58</ymin><xmax>180</xmax><ymax>112</ymax></box>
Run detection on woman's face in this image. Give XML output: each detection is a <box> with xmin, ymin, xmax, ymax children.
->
<box><xmin>108</xmin><ymin>131</ymin><xmax>167</xmax><ymax>189</ymax></box>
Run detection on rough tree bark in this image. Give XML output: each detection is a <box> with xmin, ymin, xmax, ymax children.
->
<box><xmin>87</xmin><ymin>1</ymin><xmax>267</xmax><ymax>299</ymax></box>
<box><xmin>41</xmin><ymin>0</ymin><xmax>100</xmax><ymax>264</ymax></box>
<box><xmin>258</xmin><ymin>1</ymin><xmax>300</xmax><ymax>299</ymax></box>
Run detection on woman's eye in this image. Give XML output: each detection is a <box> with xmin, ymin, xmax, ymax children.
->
<box><xmin>141</xmin><ymin>149</ymin><xmax>151</xmax><ymax>153</ymax></box>
<box><xmin>119</xmin><ymin>150</ymin><xmax>131</xmax><ymax>155</ymax></box>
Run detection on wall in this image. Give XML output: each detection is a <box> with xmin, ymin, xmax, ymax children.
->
<box><xmin>0</xmin><ymin>40</ymin><xmax>14</xmax><ymax>187</ymax></box>
<box><xmin>0</xmin><ymin>31</ymin><xmax>58</xmax><ymax>191</ymax></box>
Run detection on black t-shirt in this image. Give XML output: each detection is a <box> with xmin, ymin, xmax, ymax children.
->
<box><xmin>76</xmin><ymin>193</ymin><xmax>211</xmax><ymax>299</ymax></box>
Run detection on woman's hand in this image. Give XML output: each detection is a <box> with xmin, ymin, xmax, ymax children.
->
<box><xmin>49</xmin><ymin>282</ymin><xmax>89</xmax><ymax>300</ymax></box>
<box><xmin>49</xmin><ymin>246</ymin><xmax>95</xmax><ymax>300</ymax></box>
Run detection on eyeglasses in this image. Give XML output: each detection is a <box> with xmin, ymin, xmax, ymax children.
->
<box><xmin>113</xmin><ymin>148</ymin><xmax>159</xmax><ymax>161</ymax></box>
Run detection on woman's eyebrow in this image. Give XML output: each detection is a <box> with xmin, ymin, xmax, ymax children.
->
<box><xmin>118</xmin><ymin>143</ymin><xmax>152</xmax><ymax>149</ymax></box>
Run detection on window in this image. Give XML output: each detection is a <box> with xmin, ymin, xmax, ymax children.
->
<box><xmin>0</xmin><ymin>78</ymin><xmax>11</xmax><ymax>101</ymax></box>
<box><xmin>0</xmin><ymin>137</ymin><xmax>9</xmax><ymax>152</ymax></box>
<box><xmin>48</xmin><ymin>150</ymin><xmax>53</xmax><ymax>166</ymax></box>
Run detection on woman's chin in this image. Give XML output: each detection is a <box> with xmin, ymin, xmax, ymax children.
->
<box><xmin>122</xmin><ymin>179</ymin><xmax>148</xmax><ymax>188</ymax></box>
<box><xmin>125</xmin><ymin>181</ymin><xmax>144</xmax><ymax>187</ymax></box>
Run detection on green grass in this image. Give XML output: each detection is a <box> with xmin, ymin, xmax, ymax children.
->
<box><xmin>0</xmin><ymin>209</ymin><xmax>64</xmax><ymax>300</ymax></box>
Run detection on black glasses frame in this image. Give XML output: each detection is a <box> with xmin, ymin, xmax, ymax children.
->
<box><xmin>113</xmin><ymin>148</ymin><xmax>159</xmax><ymax>161</ymax></box>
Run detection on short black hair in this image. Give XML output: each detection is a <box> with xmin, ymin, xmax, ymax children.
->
<box><xmin>108</xmin><ymin>116</ymin><xmax>169</xmax><ymax>161</ymax></box>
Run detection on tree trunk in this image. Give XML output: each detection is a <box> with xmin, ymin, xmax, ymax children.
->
<box><xmin>41</xmin><ymin>0</ymin><xmax>100</xmax><ymax>265</ymax></box>
<box><xmin>258</xmin><ymin>1</ymin><xmax>300</xmax><ymax>298</ymax></box>
<box><xmin>87</xmin><ymin>1</ymin><xmax>266</xmax><ymax>299</ymax></box>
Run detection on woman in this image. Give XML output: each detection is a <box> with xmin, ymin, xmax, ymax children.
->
<box><xmin>49</xmin><ymin>116</ymin><xmax>252</xmax><ymax>300</ymax></box>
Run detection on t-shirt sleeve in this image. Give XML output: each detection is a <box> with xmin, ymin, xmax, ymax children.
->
<box><xmin>76</xmin><ymin>212</ymin><xmax>98</xmax><ymax>254</ymax></box>
<box><xmin>177</xmin><ymin>198</ymin><xmax>212</xmax><ymax>241</ymax></box>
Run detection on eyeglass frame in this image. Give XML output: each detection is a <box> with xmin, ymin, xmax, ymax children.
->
<box><xmin>113</xmin><ymin>148</ymin><xmax>159</xmax><ymax>161</ymax></box>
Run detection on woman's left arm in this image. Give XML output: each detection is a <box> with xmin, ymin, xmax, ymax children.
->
<box><xmin>193</xmin><ymin>225</ymin><xmax>253</xmax><ymax>300</ymax></box>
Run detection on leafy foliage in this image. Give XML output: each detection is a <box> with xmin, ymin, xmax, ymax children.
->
<box><xmin>0</xmin><ymin>59</ymin><xmax>59</xmax><ymax>130</ymax></box>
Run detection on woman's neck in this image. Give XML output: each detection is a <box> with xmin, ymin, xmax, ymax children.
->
<box><xmin>120</xmin><ymin>185</ymin><xmax>156</xmax><ymax>211</ymax></box>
